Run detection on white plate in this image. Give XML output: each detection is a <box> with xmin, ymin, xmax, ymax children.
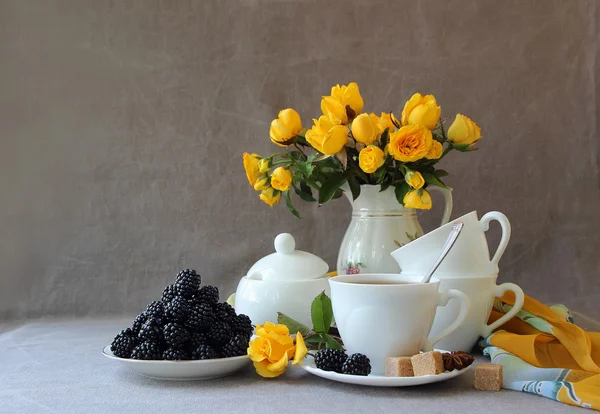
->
<box><xmin>102</xmin><ymin>345</ymin><xmax>251</xmax><ymax>380</ymax></box>
<box><xmin>299</xmin><ymin>354</ymin><xmax>472</xmax><ymax>387</ymax></box>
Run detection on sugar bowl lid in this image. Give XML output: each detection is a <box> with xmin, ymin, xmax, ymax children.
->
<box><xmin>246</xmin><ymin>233</ymin><xmax>329</xmax><ymax>281</ymax></box>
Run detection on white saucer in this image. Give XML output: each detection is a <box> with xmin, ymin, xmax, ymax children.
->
<box><xmin>102</xmin><ymin>345</ymin><xmax>251</xmax><ymax>380</ymax></box>
<box><xmin>299</xmin><ymin>354</ymin><xmax>472</xmax><ymax>387</ymax></box>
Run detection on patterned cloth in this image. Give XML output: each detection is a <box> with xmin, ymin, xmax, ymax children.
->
<box><xmin>480</xmin><ymin>294</ymin><xmax>600</xmax><ymax>410</ymax></box>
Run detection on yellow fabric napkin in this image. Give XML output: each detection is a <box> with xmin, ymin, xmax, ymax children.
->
<box><xmin>483</xmin><ymin>293</ymin><xmax>600</xmax><ymax>410</ymax></box>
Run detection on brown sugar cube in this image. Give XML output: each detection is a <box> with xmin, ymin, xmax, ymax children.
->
<box><xmin>385</xmin><ymin>357</ymin><xmax>414</xmax><ymax>377</ymax></box>
<box><xmin>474</xmin><ymin>363</ymin><xmax>503</xmax><ymax>391</ymax></box>
<box><xmin>411</xmin><ymin>351</ymin><xmax>444</xmax><ymax>376</ymax></box>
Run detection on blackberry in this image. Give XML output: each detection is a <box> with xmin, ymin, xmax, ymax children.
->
<box><xmin>341</xmin><ymin>353</ymin><xmax>371</xmax><ymax>376</ymax></box>
<box><xmin>188</xmin><ymin>331</ymin><xmax>208</xmax><ymax>350</ymax></box>
<box><xmin>138</xmin><ymin>317</ymin><xmax>163</xmax><ymax>342</ymax></box>
<box><xmin>163</xmin><ymin>322</ymin><xmax>190</xmax><ymax>347</ymax></box>
<box><xmin>222</xmin><ymin>334</ymin><xmax>249</xmax><ymax>357</ymax></box>
<box><xmin>185</xmin><ymin>302</ymin><xmax>214</xmax><ymax>333</ymax></box>
<box><xmin>191</xmin><ymin>344</ymin><xmax>219</xmax><ymax>360</ymax></box>
<box><xmin>145</xmin><ymin>301</ymin><xmax>165</xmax><ymax>324</ymax></box>
<box><xmin>161</xmin><ymin>284</ymin><xmax>178</xmax><ymax>304</ymax></box>
<box><xmin>214</xmin><ymin>302</ymin><xmax>236</xmax><ymax>323</ymax></box>
<box><xmin>162</xmin><ymin>347</ymin><xmax>189</xmax><ymax>361</ymax></box>
<box><xmin>110</xmin><ymin>329</ymin><xmax>137</xmax><ymax>358</ymax></box>
<box><xmin>131</xmin><ymin>313</ymin><xmax>147</xmax><ymax>335</ymax></box>
<box><xmin>165</xmin><ymin>296</ymin><xmax>189</xmax><ymax>322</ymax></box>
<box><xmin>131</xmin><ymin>341</ymin><xmax>161</xmax><ymax>360</ymax></box>
<box><xmin>196</xmin><ymin>285</ymin><xmax>219</xmax><ymax>304</ymax></box>
<box><xmin>175</xmin><ymin>269</ymin><xmax>200</xmax><ymax>298</ymax></box>
<box><xmin>314</xmin><ymin>349</ymin><xmax>348</xmax><ymax>373</ymax></box>
<box><xmin>206</xmin><ymin>321</ymin><xmax>233</xmax><ymax>347</ymax></box>
<box><xmin>230</xmin><ymin>314</ymin><xmax>253</xmax><ymax>339</ymax></box>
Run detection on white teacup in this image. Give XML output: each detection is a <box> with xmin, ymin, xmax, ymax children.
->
<box><xmin>390</xmin><ymin>211</ymin><xmax>511</xmax><ymax>278</ymax></box>
<box><xmin>399</xmin><ymin>274</ymin><xmax>523</xmax><ymax>352</ymax></box>
<box><xmin>329</xmin><ymin>274</ymin><xmax>470</xmax><ymax>375</ymax></box>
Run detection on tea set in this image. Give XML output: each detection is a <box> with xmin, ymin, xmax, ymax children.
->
<box><xmin>234</xmin><ymin>210</ymin><xmax>524</xmax><ymax>380</ymax></box>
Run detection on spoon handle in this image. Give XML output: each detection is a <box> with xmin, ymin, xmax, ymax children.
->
<box><xmin>420</xmin><ymin>222</ymin><xmax>464</xmax><ymax>284</ymax></box>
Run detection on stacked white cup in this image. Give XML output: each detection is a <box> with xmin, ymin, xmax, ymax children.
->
<box><xmin>390</xmin><ymin>211</ymin><xmax>525</xmax><ymax>352</ymax></box>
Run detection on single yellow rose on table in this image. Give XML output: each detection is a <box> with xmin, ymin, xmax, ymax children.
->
<box><xmin>270</xmin><ymin>167</ymin><xmax>292</xmax><ymax>192</ymax></box>
<box><xmin>447</xmin><ymin>114</ymin><xmax>482</xmax><ymax>146</ymax></box>
<box><xmin>330</xmin><ymin>82</ymin><xmax>364</xmax><ymax>115</ymax></box>
<box><xmin>269</xmin><ymin>108</ymin><xmax>303</xmax><ymax>147</ymax></box>
<box><xmin>243</xmin><ymin>152</ymin><xmax>262</xmax><ymax>186</ymax></box>
<box><xmin>352</xmin><ymin>113</ymin><xmax>378</xmax><ymax>145</ymax></box>
<box><xmin>405</xmin><ymin>170</ymin><xmax>425</xmax><ymax>190</ymax></box>
<box><xmin>259</xmin><ymin>187</ymin><xmax>281</xmax><ymax>207</ymax></box>
<box><xmin>247</xmin><ymin>322</ymin><xmax>308</xmax><ymax>378</ymax></box>
<box><xmin>425</xmin><ymin>140</ymin><xmax>443</xmax><ymax>160</ymax></box>
<box><xmin>401</xmin><ymin>93</ymin><xmax>441</xmax><ymax>130</ymax></box>
<box><xmin>387</xmin><ymin>125</ymin><xmax>433</xmax><ymax>162</ymax></box>
<box><xmin>305</xmin><ymin>115</ymin><xmax>349</xmax><ymax>155</ymax></box>
<box><xmin>359</xmin><ymin>145</ymin><xmax>385</xmax><ymax>173</ymax></box>
<box><xmin>403</xmin><ymin>189</ymin><xmax>432</xmax><ymax>210</ymax></box>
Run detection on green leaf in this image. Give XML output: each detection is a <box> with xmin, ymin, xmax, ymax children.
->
<box><xmin>289</xmin><ymin>151</ymin><xmax>304</xmax><ymax>161</ymax></box>
<box><xmin>380</xmin><ymin>128</ymin><xmax>390</xmax><ymax>148</ymax></box>
<box><xmin>293</xmin><ymin>182</ymin><xmax>316</xmax><ymax>202</ymax></box>
<box><xmin>304</xmin><ymin>334</ymin><xmax>323</xmax><ymax>345</ymax></box>
<box><xmin>394</xmin><ymin>182</ymin><xmax>410</xmax><ymax>205</ymax></box>
<box><xmin>277</xmin><ymin>312</ymin><xmax>312</xmax><ymax>336</ymax></box>
<box><xmin>296</xmin><ymin>161</ymin><xmax>314</xmax><ymax>178</ymax></box>
<box><xmin>452</xmin><ymin>143</ymin><xmax>478</xmax><ymax>152</ymax></box>
<box><xmin>318</xmin><ymin>174</ymin><xmax>347</xmax><ymax>204</ymax></box>
<box><xmin>375</xmin><ymin>166</ymin><xmax>387</xmax><ymax>184</ymax></box>
<box><xmin>311</xmin><ymin>291</ymin><xmax>334</xmax><ymax>334</ymax></box>
<box><xmin>435</xmin><ymin>169</ymin><xmax>449</xmax><ymax>178</ymax></box>
<box><xmin>322</xmin><ymin>334</ymin><xmax>344</xmax><ymax>350</ymax></box>
<box><xmin>284</xmin><ymin>191</ymin><xmax>301</xmax><ymax>218</ymax></box>
<box><xmin>347</xmin><ymin>176</ymin><xmax>361</xmax><ymax>201</ymax></box>
<box><xmin>380</xmin><ymin>182</ymin><xmax>391</xmax><ymax>193</ymax></box>
<box><xmin>422</xmin><ymin>172</ymin><xmax>449</xmax><ymax>189</ymax></box>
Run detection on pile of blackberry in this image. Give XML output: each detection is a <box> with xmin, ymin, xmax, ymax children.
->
<box><xmin>110</xmin><ymin>269</ymin><xmax>253</xmax><ymax>360</ymax></box>
<box><xmin>314</xmin><ymin>349</ymin><xmax>371</xmax><ymax>376</ymax></box>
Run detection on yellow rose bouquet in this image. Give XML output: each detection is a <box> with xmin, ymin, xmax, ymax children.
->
<box><xmin>243</xmin><ymin>82</ymin><xmax>482</xmax><ymax>216</ymax></box>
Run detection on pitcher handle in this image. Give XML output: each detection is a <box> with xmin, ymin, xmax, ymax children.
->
<box><xmin>428</xmin><ymin>186</ymin><xmax>453</xmax><ymax>226</ymax></box>
<box><xmin>423</xmin><ymin>289</ymin><xmax>470</xmax><ymax>351</ymax></box>
<box><xmin>480</xmin><ymin>211</ymin><xmax>511</xmax><ymax>267</ymax></box>
<box><xmin>479</xmin><ymin>283</ymin><xmax>524</xmax><ymax>338</ymax></box>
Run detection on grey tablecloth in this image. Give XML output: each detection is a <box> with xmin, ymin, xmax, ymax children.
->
<box><xmin>0</xmin><ymin>318</ymin><xmax>586</xmax><ymax>413</ymax></box>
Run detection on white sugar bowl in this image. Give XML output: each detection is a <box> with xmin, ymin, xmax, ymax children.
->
<box><xmin>234</xmin><ymin>233</ymin><xmax>331</xmax><ymax>327</ymax></box>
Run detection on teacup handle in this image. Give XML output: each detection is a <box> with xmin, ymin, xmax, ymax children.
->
<box><xmin>479</xmin><ymin>283</ymin><xmax>525</xmax><ymax>338</ymax></box>
<box><xmin>428</xmin><ymin>186</ymin><xmax>453</xmax><ymax>226</ymax></box>
<box><xmin>423</xmin><ymin>289</ymin><xmax>470</xmax><ymax>351</ymax></box>
<box><xmin>480</xmin><ymin>211</ymin><xmax>511</xmax><ymax>268</ymax></box>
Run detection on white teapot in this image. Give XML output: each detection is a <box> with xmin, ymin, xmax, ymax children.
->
<box><xmin>234</xmin><ymin>233</ymin><xmax>331</xmax><ymax>327</ymax></box>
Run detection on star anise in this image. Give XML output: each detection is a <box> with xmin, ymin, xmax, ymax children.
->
<box><xmin>442</xmin><ymin>351</ymin><xmax>475</xmax><ymax>371</ymax></box>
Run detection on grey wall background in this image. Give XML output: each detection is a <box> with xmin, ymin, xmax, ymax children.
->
<box><xmin>1</xmin><ymin>0</ymin><xmax>598</xmax><ymax>321</ymax></box>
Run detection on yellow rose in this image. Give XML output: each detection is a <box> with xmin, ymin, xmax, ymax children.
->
<box><xmin>253</xmin><ymin>177</ymin><xmax>269</xmax><ymax>191</ymax></box>
<box><xmin>401</xmin><ymin>93</ymin><xmax>441</xmax><ymax>130</ymax></box>
<box><xmin>247</xmin><ymin>322</ymin><xmax>306</xmax><ymax>378</ymax></box>
<box><xmin>352</xmin><ymin>113</ymin><xmax>378</xmax><ymax>145</ymax></box>
<box><xmin>258</xmin><ymin>158</ymin><xmax>270</xmax><ymax>173</ymax></box>
<box><xmin>403</xmin><ymin>189</ymin><xmax>432</xmax><ymax>210</ymax></box>
<box><xmin>387</xmin><ymin>125</ymin><xmax>433</xmax><ymax>162</ymax></box>
<box><xmin>378</xmin><ymin>112</ymin><xmax>396</xmax><ymax>133</ymax></box>
<box><xmin>358</xmin><ymin>145</ymin><xmax>385</xmax><ymax>174</ymax></box>
<box><xmin>405</xmin><ymin>170</ymin><xmax>424</xmax><ymax>189</ymax></box>
<box><xmin>447</xmin><ymin>114</ymin><xmax>482</xmax><ymax>146</ymax></box>
<box><xmin>330</xmin><ymin>82</ymin><xmax>364</xmax><ymax>115</ymax></box>
<box><xmin>243</xmin><ymin>152</ymin><xmax>262</xmax><ymax>186</ymax></box>
<box><xmin>270</xmin><ymin>167</ymin><xmax>292</xmax><ymax>192</ymax></box>
<box><xmin>320</xmin><ymin>96</ymin><xmax>348</xmax><ymax>125</ymax></box>
<box><xmin>425</xmin><ymin>140</ymin><xmax>443</xmax><ymax>160</ymax></box>
<box><xmin>259</xmin><ymin>187</ymin><xmax>280</xmax><ymax>207</ymax></box>
<box><xmin>269</xmin><ymin>108</ymin><xmax>303</xmax><ymax>147</ymax></box>
<box><xmin>305</xmin><ymin>116</ymin><xmax>348</xmax><ymax>155</ymax></box>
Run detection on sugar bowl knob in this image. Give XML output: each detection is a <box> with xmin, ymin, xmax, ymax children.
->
<box><xmin>274</xmin><ymin>233</ymin><xmax>295</xmax><ymax>254</ymax></box>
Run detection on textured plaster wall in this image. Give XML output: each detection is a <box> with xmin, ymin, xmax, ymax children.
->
<box><xmin>0</xmin><ymin>0</ymin><xmax>598</xmax><ymax>320</ymax></box>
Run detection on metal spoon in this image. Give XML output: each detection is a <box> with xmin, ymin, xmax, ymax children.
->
<box><xmin>420</xmin><ymin>222</ymin><xmax>464</xmax><ymax>284</ymax></box>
